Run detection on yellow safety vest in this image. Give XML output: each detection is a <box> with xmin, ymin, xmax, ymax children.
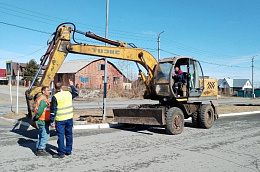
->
<box><xmin>54</xmin><ymin>91</ymin><xmax>73</xmax><ymax>121</ymax></box>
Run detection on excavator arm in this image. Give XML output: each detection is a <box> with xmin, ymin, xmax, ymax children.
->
<box><xmin>25</xmin><ymin>24</ymin><xmax>158</xmax><ymax>126</ymax></box>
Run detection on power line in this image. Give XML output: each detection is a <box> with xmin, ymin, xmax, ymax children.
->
<box><xmin>0</xmin><ymin>21</ymin><xmax>254</xmax><ymax>69</ymax></box>
<box><xmin>2</xmin><ymin>1</ymin><xmax>252</xmax><ymax>62</ymax></box>
<box><xmin>0</xmin><ymin>37</ymin><xmax>43</xmax><ymax>46</ymax></box>
<box><xmin>1</xmin><ymin>0</ymin><xmax>259</xmax><ymax>64</ymax></box>
<box><xmin>255</xmin><ymin>66</ymin><xmax>260</xmax><ymax>70</ymax></box>
<box><xmin>161</xmin><ymin>39</ymin><xmax>235</xmax><ymax>61</ymax></box>
<box><xmin>0</xmin><ymin>6</ymin><xmax>62</xmax><ymax>25</ymax></box>
<box><xmin>160</xmin><ymin>48</ymin><xmax>250</xmax><ymax>68</ymax></box>
<box><xmin>0</xmin><ymin>2</ymin><xmax>157</xmax><ymax>39</ymax></box>
<box><xmin>0</xmin><ymin>21</ymin><xmax>52</xmax><ymax>35</ymax></box>
<box><xmin>162</xmin><ymin>37</ymin><xmax>237</xmax><ymax>59</ymax></box>
<box><xmin>1</xmin><ymin>45</ymin><xmax>48</xmax><ymax>60</ymax></box>
<box><xmin>0</xmin><ymin>8</ymin><xmax>155</xmax><ymax>43</ymax></box>
<box><xmin>199</xmin><ymin>60</ymin><xmax>249</xmax><ymax>68</ymax></box>
<box><xmin>160</xmin><ymin>49</ymin><xmax>180</xmax><ymax>56</ymax></box>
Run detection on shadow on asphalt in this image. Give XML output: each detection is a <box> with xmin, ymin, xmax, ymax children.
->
<box><xmin>112</xmin><ymin>122</ymin><xmax>196</xmax><ymax>135</ymax></box>
<box><xmin>112</xmin><ymin>125</ymin><xmax>163</xmax><ymax>135</ymax></box>
<box><xmin>234</xmin><ymin>104</ymin><xmax>260</xmax><ymax>106</ymax></box>
<box><xmin>11</xmin><ymin>119</ymin><xmax>57</xmax><ymax>139</ymax></box>
<box><xmin>10</xmin><ymin>120</ymin><xmax>58</xmax><ymax>155</ymax></box>
<box><xmin>18</xmin><ymin>138</ymin><xmax>57</xmax><ymax>155</ymax></box>
<box><xmin>184</xmin><ymin>122</ymin><xmax>194</xmax><ymax>128</ymax></box>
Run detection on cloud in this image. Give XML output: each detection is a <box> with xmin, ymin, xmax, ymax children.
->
<box><xmin>228</xmin><ymin>55</ymin><xmax>251</xmax><ymax>65</ymax></box>
<box><xmin>228</xmin><ymin>53</ymin><xmax>260</xmax><ymax>65</ymax></box>
<box><xmin>0</xmin><ymin>49</ymin><xmax>23</xmax><ymax>68</ymax></box>
<box><xmin>142</xmin><ymin>31</ymin><xmax>157</xmax><ymax>37</ymax></box>
<box><xmin>0</xmin><ymin>49</ymin><xmax>23</xmax><ymax>59</ymax></box>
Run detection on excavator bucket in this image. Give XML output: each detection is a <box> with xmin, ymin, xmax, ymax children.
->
<box><xmin>25</xmin><ymin>89</ymin><xmax>39</xmax><ymax>129</ymax></box>
<box><xmin>113</xmin><ymin>108</ymin><xmax>166</xmax><ymax>125</ymax></box>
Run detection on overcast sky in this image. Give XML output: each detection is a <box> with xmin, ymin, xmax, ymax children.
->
<box><xmin>0</xmin><ymin>0</ymin><xmax>260</xmax><ymax>86</ymax></box>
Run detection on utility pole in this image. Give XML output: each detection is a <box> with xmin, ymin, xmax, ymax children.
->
<box><xmin>102</xmin><ymin>0</ymin><xmax>109</xmax><ymax>121</ymax></box>
<box><xmin>16</xmin><ymin>63</ymin><xmax>19</xmax><ymax>114</ymax></box>
<box><xmin>157</xmin><ymin>31</ymin><xmax>164</xmax><ymax>61</ymax></box>
<box><xmin>252</xmin><ymin>55</ymin><xmax>257</xmax><ymax>98</ymax></box>
<box><xmin>9</xmin><ymin>77</ymin><xmax>13</xmax><ymax>112</ymax></box>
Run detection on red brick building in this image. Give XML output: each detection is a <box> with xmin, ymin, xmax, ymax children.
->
<box><xmin>54</xmin><ymin>58</ymin><xmax>129</xmax><ymax>89</ymax></box>
<box><xmin>0</xmin><ymin>69</ymin><xmax>8</xmax><ymax>85</ymax></box>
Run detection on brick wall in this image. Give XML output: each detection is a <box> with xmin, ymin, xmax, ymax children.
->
<box><xmin>55</xmin><ymin>59</ymin><xmax>125</xmax><ymax>89</ymax></box>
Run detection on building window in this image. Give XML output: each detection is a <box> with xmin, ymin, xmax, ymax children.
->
<box><xmin>113</xmin><ymin>77</ymin><xmax>119</xmax><ymax>85</ymax></box>
<box><xmin>98</xmin><ymin>64</ymin><xmax>105</xmax><ymax>71</ymax></box>
<box><xmin>58</xmin><ymin>74</ymin><xmax>63</xmax><ymax>82</ymax></box>
<box><xmin>102</xmin><ymin>76</ymin><xmax>109</xmax><ymax>83</ymax></box>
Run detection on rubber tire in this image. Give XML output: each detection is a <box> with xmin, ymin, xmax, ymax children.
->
<box><xmin>192</xmin><ymin>111</ymin><xmax>200</xmax><ymax>128</ymax></box>
<box><xmin>198</xmin><ymin>105</ymin><xmax>214</xmax><ymax>129</ymax></box>
<box><xmin>165</xmin><ymin>107</ymin><xmax>184</xmax><ymax>135</ymax></box>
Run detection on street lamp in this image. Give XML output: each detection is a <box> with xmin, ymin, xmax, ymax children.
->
<box><xmin>103</xmin><ymin>0</ymin><xmax>109</xmax><ymax>121</ymax></box>
<box><xmin>252</xmin><ymin>55</ymin><xmax>257</xmax><ymax>98</ymax></box>
<box><xmin>158</xmin><ymin>31</ymin><xmax>164</xmax><ymax>61</ymax></box>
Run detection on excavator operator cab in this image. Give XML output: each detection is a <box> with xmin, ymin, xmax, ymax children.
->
<box><xmin>153</xmin><ymin>57</ymin><xmax>205</xmax><ymax>99</ymax></box>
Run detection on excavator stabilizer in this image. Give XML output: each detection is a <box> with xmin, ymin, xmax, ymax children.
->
<box><xmin>113</xmin><ymin>108</ymin><xmax>165</xmax><ymax>125</ymax></box>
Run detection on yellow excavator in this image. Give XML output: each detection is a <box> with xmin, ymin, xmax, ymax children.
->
<box><xmin>25</xmin><ymin>23</ymin><xmax>218</xmax><ymax>135</ymax></box>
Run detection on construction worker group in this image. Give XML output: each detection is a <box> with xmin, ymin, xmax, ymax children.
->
<box><xmin>33</xmin><ymin>79</ymin><xmax>78</xmax><ymax>158</ymax></box>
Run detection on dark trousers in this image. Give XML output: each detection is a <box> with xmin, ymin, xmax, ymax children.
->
<box><xmin>55</xmin><ymin>118</ymin><xmax>73</xmax><ymax>155</ymax></box>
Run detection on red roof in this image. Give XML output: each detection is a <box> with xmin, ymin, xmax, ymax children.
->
<box><xmin>0</xmin><ymin>69</ymin><xmax>6</xmax><ymax>77</ymax></box>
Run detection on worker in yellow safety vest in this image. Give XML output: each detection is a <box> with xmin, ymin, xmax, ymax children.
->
<box><xmin>50</xmin><ymin>79</ymin><xmax>78</xmax><ymax>158</ymax></box>
<box><xmin>33</xmin><ymin>86</ymin><xmax>51</xmax><ymax>156</ymax></box>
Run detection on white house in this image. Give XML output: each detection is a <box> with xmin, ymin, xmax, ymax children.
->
<box><xmin>218</xmin><ymin>78</ymin><xmax>252</xmax><ymax>95</ymax></box>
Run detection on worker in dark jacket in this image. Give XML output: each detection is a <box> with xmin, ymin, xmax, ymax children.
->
<box><xmin>50</xmin><ymin>80</ymin><xmax>78</xmax><ymax>158</ymax></box>
<box><xmin>173</xmin><ymin>66</ymin><xmax>186</xmax><ymax>96</ymax></box>
<box><xmin>33</xmin><ymin>86</ymin><xmax>51</xmax><ymax>156</ymax></box>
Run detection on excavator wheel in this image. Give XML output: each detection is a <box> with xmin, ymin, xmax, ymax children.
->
<box><xmin>165</xmin><ymin>107</ymin><xmax>184</xmax><ymax>135</ymax></box>
<box><xmin>198</xmin><ymin>104</ymin><xmax>214</xmax><ymax>129</ymax></box>
<box><xmin>192</xmin><ymin>111</ymin><xmax>200</xmax><ymax>128</ymax></box>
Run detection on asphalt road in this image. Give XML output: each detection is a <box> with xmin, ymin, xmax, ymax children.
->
<box><xmin>1</xmin><ymin>85</ymin><xmax>260</xmax><ymax>114</ymax></box>
<box><xmin>1</xmin><ymin>96</ymin><xmax>260</xmax><ymax>113</ymax></box>
<box><xmin>0</xmin><ymin>113</ymin><xmax>259</xmax><ymax>172</ymax></box>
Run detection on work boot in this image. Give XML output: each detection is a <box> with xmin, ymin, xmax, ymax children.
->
<box><xmin>36</xmin><ymin>149</ymin><xmax>49</xmax><ymax>156</ymax></box>
<box><xmin>52</xmin><ymin>154</ymin><xmax>65</xmax><ymax>158</ymax></box>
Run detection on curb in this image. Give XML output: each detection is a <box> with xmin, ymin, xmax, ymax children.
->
<box><xmin>0</xmin><ymin>116</ymin><xmax>123</xmax><ymax>130</ymax></box>
<box><xmin>0</xmin><ymin>117</ymin><xmax>31</xmax><ymax>127</ymax></box>
<box><xmin>218</xmin><ymin>111</ymin><xmax>260</xmax><ymax>117</ymax></box>
<box><xmin>1</xmin><ymin>111</ymin><xmax>260</xmax><ymax>130</ymax></box>
<box><xmin>73</xmin><ymin>122</ymin><xmax>123</xmax><ymax>130</ymax></box>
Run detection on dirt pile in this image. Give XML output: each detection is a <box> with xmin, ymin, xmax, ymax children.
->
<box><xmin>78</xmin><ymin>89</ymin><xmax>144</xmax><ymax>99</ymax></box>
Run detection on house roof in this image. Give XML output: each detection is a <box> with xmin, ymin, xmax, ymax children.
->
<box><xmin>57</xmin><ymin>58</ymin><xmax>100</xmax><ymax>73</ymax></box>
<box><xmin>219</xmin><ymin>78</ymin><xmax>233</xmax><ymax>87</ymax></box>
<box><xmin>233</xmin><ymin>79</ymin><xmax>250</xmax><ymax>87</ymax></box>
<box><xmin>225</xmin><ymin>78</ymin><xmax>233</xmax><ymax>87</ymax></box>
<box><xmin>12</xmin><ymin>62</ymin><xmax>27</xmax><ymax>76</ymax></box>
<box><xmin>218</xmin><ymin>78</ymin><xmax>250</xmax><ymax>88</ymax></box>
<box><xmin>218</xmin><ymin>79</ymin><xmax>223</xmax><ymax>86</ymax></box>
<box><xmin>57</xmin><ymin>58</ymin><xmax>129</xmax><ymax>80</ymax></box>
<box><xmin>10</xmin><ymin>62</ymin><xmax>47</xmax><ymax>76</ymax></box>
